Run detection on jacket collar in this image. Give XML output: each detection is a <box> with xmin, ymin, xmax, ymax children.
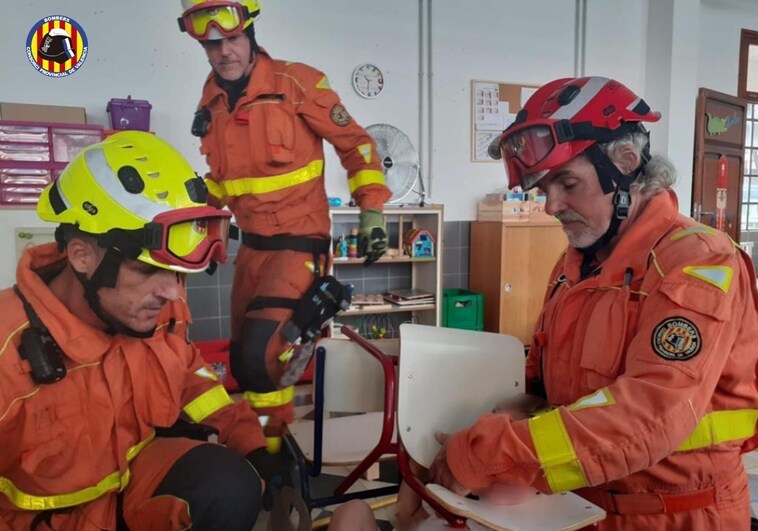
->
<box><xmin>199</xmin><ymin>48</ymin><xmax>276</xmax><ymax>109</ymax></box>
<box><xmin>16</xmin><ymin>243</ymin><xmax>113</xmax><ymax>363</ymax></box>
<box><xmin>562</xmin><ymin>189</ymin><xmax>679</xmax><ymax>286</ymax></box>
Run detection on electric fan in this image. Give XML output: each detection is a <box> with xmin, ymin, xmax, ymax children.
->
<box><xmin>366</xmin><ymin>123</ymin><xmax>425</xmax><ymax>205</ymax></box>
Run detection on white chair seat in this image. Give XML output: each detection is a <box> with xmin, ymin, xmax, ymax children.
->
<box><xmin>289</xmin><ymin>412</ymin><xmax>397</xmax><ymax>466</ymax></box>
<box><xmin>426</xmin><ymin>484</ymin><xmax>605</xmax><ymax>531</ymax></box>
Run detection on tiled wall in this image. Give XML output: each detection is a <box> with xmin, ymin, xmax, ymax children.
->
<box><xmin>184</xmin><ymin>220</ymin><xmax>472</xmax><ymax>342</ymax></box>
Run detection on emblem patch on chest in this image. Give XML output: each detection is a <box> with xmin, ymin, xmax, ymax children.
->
<box><xmin>651</xmin><ymin>317</ymin><xmax>702</xmax><ymax>361</ymax></box>
<box><xmin>330</xmin><ymin>103</ymin><xmax>352</xmax><ymax>126</ymax></box>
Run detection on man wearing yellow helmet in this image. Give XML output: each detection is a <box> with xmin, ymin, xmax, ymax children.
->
<box><xmin>0</xmin><ymin>131</ymin><xmax>286</xmax><ymax>530</ymax></box>
<box><xmin>178</xmin><ymin>0</ymin><xmax>392</xmax><ymax>455</ymax></box>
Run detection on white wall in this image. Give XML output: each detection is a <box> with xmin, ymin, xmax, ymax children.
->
<box><xmin>699</xmin><ymin>0</ymin><xmax>758</xmax><ymax>96</ymax></box>
<box><xmin>1</xmin><ymin>0</ymin><xmax>756</xmax><ymax>287</ymax></box>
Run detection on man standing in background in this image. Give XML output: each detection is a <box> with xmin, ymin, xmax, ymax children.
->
<box><xmin>178</xmin><ymin>0</ymin><xmax>392</xmax><ymax>456</ymax></box>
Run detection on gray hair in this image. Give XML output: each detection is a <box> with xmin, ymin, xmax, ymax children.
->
<box><xmin>600</xmin><ymin>131</ymin><xmax>677</xmax><ymax>200</ymax></box>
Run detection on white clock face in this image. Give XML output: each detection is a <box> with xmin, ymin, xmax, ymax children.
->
<box><xmin>352</xmin><ymin>64</ymin><xmax>384</xmax><ymax>99</ymax></box>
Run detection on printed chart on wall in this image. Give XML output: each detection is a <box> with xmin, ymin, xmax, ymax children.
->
<box><xmin>471</xmin><ymin>80</ymin><xmax>540</xmax><ymax>162</ymax></box>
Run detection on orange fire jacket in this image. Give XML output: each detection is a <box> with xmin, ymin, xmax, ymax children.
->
<box><xmin>447</xmin><ymin>190</ymin><xmax>758</xmax><ymax>500</ymax></box>
<box><xmin>197</xmin><ymin>50</ymin><xmax>391</xmax><ymax>238</ymax></box>
<box><xmin>0</xmin><ymin>244</ymin><xmax>266</xmax><ymax>527</ymax></box>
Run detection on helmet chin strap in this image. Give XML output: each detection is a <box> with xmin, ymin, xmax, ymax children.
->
<box><xmin>75</xmin><ymin>247</ymin><xmax>156</xmax><ymax>339</ymax></box>
<box><xmin>576</xmin><ymin>143</ymin><xmax>644</xmax><ymax>278</ymax></box>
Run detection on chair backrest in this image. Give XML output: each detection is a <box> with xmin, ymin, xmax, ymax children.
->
<box><xmin>317</xmin><ymin>337</ymin><xmax>398</xmax><ymax>413</ymax></box>
<box><xmin>397</xmin><ymin>324</ymin><xmax>524</xmax><ymax>468</ymax></box>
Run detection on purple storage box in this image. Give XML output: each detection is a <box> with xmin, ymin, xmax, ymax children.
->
<box><xmin>107</xmin><ymin>95</ymin><xmax>152</xmax><ymax>131</ymax></box>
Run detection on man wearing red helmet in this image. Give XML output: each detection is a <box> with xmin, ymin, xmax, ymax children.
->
<box><xmin>426</xmin><ymin>77</ymin><xmax>758</xmax><ymax>530</ymax></box>
<box><xmin>178</xmin><ymin>0</ymin><xmax>392</xmax><ymax>458</ymax></box>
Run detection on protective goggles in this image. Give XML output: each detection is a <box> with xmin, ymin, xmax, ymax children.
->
<box><xmin>496</xmin><ymin>121</ymin><xmax>584</xmax><ymax>191</ymax></box>
<box><xmin>144</xmin><ymin>207</ymin><xmax>232</xmax><ymax>271</ymax></box>
<box><xmin>178</xmin><ymin>2</ymin><xmax>251</xmax><ymax>40</ymax></box>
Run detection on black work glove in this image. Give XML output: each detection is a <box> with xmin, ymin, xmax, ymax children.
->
<box><xmin>358</xmin><ymin>208</ymin><xmax>388</xmax><ymax>266</ymax></box>
<box><xmin>246</xmin><ymin>448</ymin><xmax>292</xmax><ymax>510</ymax></box>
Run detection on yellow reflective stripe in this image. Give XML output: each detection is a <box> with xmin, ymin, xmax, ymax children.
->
<box><xmin>348</xmin><ymin>169</ymin><xmax>386</xmax><ymax>193</ymax></box>
<box><xmin>0</xmin><ymin>471</ymin><xmax>125</xmax><ymax>511</ymax></box>
<box><xmin>205</xmin><ymin>160</ymin><xmax>324</xmax><ymax>200</ymax></box>
<box><xmin>183</xmin><ymin>385</ymin><xmax>234</xmax><ymax>423</ymax></box>
<box><xmin>244</xmin><ymin>386</ymin><xmax>295</xmax><ymax>408</ymax></box>
<box><xmin>0</xmin><ymin>432</ymin><xmax>154</xmax><ymax>511</ymax></box>
<box><xmin>528</xmin><ymin>409</ymin><xmax>588</xmax><ymax>492</ymax></box>
<box><xmin>671</xmin><ymin>226</ymin><xmax>717</xmax><ymax>241</ymax></box>
<box><xmin>677</xmin><ymin>409</ymin><xmax>758</xmax><ymax>451</ymax></box>
<box><xmin>126</xmin><ymin>431</ymin><xmax>155</xmax><ymax>462</ymax></box>
<box><xmin>266</xmin><ymin>436</ymin><xmax>283</xmax><ymax>454</ymax></box>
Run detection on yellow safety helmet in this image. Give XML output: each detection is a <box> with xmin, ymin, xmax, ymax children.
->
<box><xmin>37</xmin><ymin>131</ymin><xmax>231</xmax><ymax>273</ymax></box>
<box><xmin>178</xmin><ymin>0</ymin><xmax>260</xmax><ymax>41</ymax></box>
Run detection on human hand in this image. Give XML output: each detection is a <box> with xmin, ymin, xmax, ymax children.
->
<box><xmin>492</xmin><ymin>394</ymin><xmax>549</xmax><ymax>418</ymax></box>
<box><xmin>427</xmin><ymin>432</ymin><xmax>469</xmax><ymax>497</ymax></box>
<box><xmin>246</xmin><ymin>448</ymin><xmax>292</xmax><ymax>510</ymax></box>
<box><xmin>395</xmin><ymin>480</ymin><xmax>430</xmax><ymax>530</ymax></box>
<box><xmin>358</xmin><ymin>209</ymin><xmax>388</xmax><ymax>266</ymax></box>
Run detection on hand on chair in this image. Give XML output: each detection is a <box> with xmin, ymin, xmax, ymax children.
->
<box><xmin>428</xmin><ymin>432</ymin><xmax>470</xmax><ymax>497</ymax></box>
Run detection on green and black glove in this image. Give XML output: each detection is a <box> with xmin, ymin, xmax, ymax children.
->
<box><xmin>358</xmin><ymin>208</ymin><xmax>388</xmax><ymax>266</ymax></box>
<box><xmin>246</xmin><ymin>448</ymin><xmax>293</xmax><ymax>510</ymax></box>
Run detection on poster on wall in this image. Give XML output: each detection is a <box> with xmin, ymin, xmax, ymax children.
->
<box><xmin>470</xmin><ymin>80</ymin><xmax>540</xmax><ymax>163</ymax></box>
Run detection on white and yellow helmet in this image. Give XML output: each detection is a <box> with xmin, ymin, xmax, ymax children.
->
<box><xmin>37</xmin><ymin>131</ymin><xmax>231</xmax><ymax>273</ymax></box>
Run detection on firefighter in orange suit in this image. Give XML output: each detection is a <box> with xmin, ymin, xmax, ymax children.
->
<box><xmin>178</xmin><ymin>0</ymin><xmax>392</xmax><ymax>454</ymax></box>
<box><xmin>426</xmin><ymin>77</ymin><xmax>758</xmax><ymax>530</ymax></box>
<box><xmin>0</xmin><ymin>132</ymin><xmax>288</xmax><ymax>531</ymax></box>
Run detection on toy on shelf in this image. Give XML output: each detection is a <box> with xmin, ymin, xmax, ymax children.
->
<box><xmin>402</xmin><ymin>228</ymin><xmax>435</xmax><ymax>258</ymax></box>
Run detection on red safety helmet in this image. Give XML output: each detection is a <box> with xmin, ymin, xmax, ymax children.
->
<box><xmin>489</xmin><ymin>77</ymin><xmax>661</xmax><ymax>191</ymax></box>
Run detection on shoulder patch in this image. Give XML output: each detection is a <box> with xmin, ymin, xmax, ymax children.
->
<box><xmin>670</xmin><ymin>226</ymin><xmax>717</xmax><ymax>241</ymax></box>
<box><xmin>330</xmin><ymin>103</ymin><xmax>352</xmax><ymax>126</ymax></box>
<box><xmin>357</xmin><ymin>143</ymin><xmax>373</xmax><ymax>164</ymax></box>
<box><xmin>316</xmin><ymin>75</ymin><xmax>331</xmax><ymax>90</ymax></box>
<box><xmin>682</xmin><ymin>265</ymin><xmax>733</xmax><ymax>293</ymax></box>
<box><xmin>651</xmin><ymin>317</ymin><xmax>702</xmax><ymax>361</ymax></box>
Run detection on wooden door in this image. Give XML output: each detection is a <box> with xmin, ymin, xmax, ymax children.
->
<box><xmin>692</xmin><ymin>88</ymin><xmax>747</xmax><ymax>242</ymax></box>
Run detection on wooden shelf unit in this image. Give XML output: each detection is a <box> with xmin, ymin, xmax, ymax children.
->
<box><xmin>330</xmin><ymin>204</ymin><xmax>443</xmax><ymax>328</ymax></box>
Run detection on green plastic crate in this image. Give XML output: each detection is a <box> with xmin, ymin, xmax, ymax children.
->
<box><xmin>442</xmin><ymin>288</ymin><xmax>484</xmax><ymax>331</ymax></box>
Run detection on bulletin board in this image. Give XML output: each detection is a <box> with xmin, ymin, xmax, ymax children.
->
<box><xmin>471</xmin><ymin>80</ymin><xmax>541</xmax><ymax>163</ymax></box>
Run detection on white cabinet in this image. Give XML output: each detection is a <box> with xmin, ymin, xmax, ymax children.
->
<box><xmin>329</xmin><ymin>204</ymin><xmax>443</xmax><ymax>333</ymax></box>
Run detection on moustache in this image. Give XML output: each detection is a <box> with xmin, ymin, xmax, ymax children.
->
<box><xmin>556</xmin><ymin>211</ymin><xmax>587</xmax><ymax>224</ymax></box>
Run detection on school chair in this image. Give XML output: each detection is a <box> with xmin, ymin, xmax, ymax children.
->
<box><xmin>396</xmin><ymin>323</ymin><xmax>605</xmax><ymax>530</ymax></box>
<box><xmin>285</xmin><ymin>325</ymin><xmax>400</xmax><ymax>512</ymax></box>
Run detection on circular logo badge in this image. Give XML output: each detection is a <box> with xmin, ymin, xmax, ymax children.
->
<box><xmin>330</xmin><ymin>103</ymin><xmax>352</xmax><ymax>127</ymax></box>
<box><xmin>651</xmin><ymin>317</ymin><xmax>702</xmax><ymax>361</ymax></box>
<box><xmin>26</xmin><ymin>16</ymin><xmax>88</xmax><ymax>78</ymax></box>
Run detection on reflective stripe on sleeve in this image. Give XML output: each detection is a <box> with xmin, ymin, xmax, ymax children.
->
<box><xmin>347</xmin><ymin>169</ymin><xmax>386</xmax><ymax>193</ymax></box>
<box><xmin>243</xmin><ymin>386</ymin><xmax>295</xmax><ymax>409</ymax></box>
<box><xmin>183</xmin><ymin>385</ymin><xmax>234</xmax><ymax>423</ymax></box>
<box><xmin>677</xmin><ymin>409</ymin><xmax>758</xmax><ymax>452</ymax></box>
<box><xmin>528</xmin><ymin>408</ymin><xmax>589</xmax><ymax>492</ymax></box>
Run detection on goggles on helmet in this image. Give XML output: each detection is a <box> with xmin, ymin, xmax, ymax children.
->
<box><xmin>178</xmin><ymin>1</ymin><xmax>251</xmax><ymax>40</ymax></box>
<box><xmin>496</xmin><ymin>120</ymin><xmax>591</xmax><ymax>191</ymax></box>
<box><xmin>140</xmin><ymin>206</ymin><xmax>232</xmax><ymax>272</ymax></box>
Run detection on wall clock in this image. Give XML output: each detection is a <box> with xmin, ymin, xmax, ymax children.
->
<box><xmin>352</xmin><ymin>63</ymin><xmax>384</xmax><ymax>99</ymax></box>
